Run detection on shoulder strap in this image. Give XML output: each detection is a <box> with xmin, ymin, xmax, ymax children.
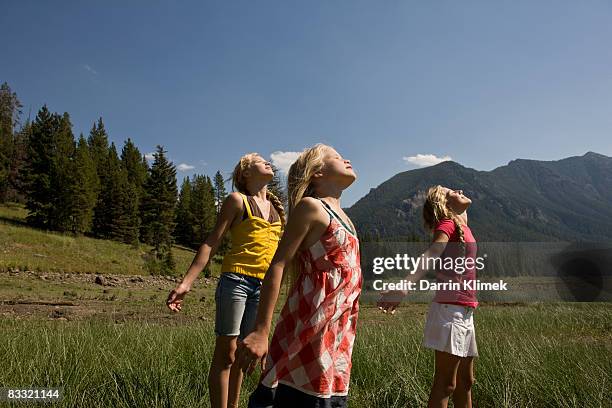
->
<box><xmin>316</xmin><ymin>198</ymin><xmax>355</xmax><ymax>235</ymax></box>
<box><xmin>239</xmin><ymin>193</ymin><xmax>253</xmax><ymax>219</ymax></box>
<box><xmin>316</xmin><ymin>197</ymin><xmax>334</xmax><ymax>219</ymax></box>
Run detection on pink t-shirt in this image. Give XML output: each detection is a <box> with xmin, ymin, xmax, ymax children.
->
<box><xmin>432</xmin><ymin>219</ymin><xmax>478</xmax><ymax>308</ymax></box>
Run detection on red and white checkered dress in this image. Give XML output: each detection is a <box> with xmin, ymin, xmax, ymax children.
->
<box><xmin>260</xmin><ymin>200</ymin><xmax>362</xmax><ymax>398</ymax></box>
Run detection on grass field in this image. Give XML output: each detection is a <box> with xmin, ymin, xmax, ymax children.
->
<box><xmin>1</xmin><ymin>203</ymin><xmax>611</xmax><ymax>407</ymax></box>
<box><xmin>0</xmin><ymin>301</ymin><xmax>610</xmax><ymax>407</ymax></box>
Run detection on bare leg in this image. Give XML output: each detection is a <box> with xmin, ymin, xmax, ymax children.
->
<box><xmin>428</xmin><ymin>350</ymin><xmax>462</xmax><ymax>408</ymax></box>
<box><xmin>208</xmin><ymin>335</ymin><xmax>238</xmax><ymax>408</ymax></box>
<box><xmin>227</xmin><ymin>358</ymin><xmax>244</xmax><ymax>408</ymax></box>
<box><xmin>453</xmin><ymin>357</ymin><xmax>474</xmax><ymax>408</ymax></box>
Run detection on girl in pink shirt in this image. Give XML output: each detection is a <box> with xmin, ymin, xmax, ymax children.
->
<box><xmin>378</xmin><ymin>185</ymin><xmax>478</xmax><ymax>408</ymax></box>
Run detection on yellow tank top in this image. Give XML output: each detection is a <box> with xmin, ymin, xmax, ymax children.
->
<box><xmin>220</xmin><ymin>193</ymin><xmax>283</xmax><ymax>280</ymax></box>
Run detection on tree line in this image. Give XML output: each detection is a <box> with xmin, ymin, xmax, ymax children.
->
<box><xmin>0</xmin><ymin>82</ymin><xmax>291</xmax><ymax>275</ymax></box>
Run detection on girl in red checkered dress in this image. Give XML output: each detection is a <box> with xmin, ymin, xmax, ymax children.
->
<box><xmin>236</xmin><ymin>143</ymin><xmax>361</xmax><ymax>408</ymax></box>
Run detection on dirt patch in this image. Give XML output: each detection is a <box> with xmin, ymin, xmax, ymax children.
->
<box><xmin>2</xmin><ymin>269</ymin><xmax>215</xmax><ymax>288</ymax></box>
<box><xmin>1</xmin><ymin>300</ymin><xmax>79</xmax><ymax>306</ymax></box>
<box><xmin>0</xmin><ymin>271</ymin><xmax>218</xmax><ymax>324</ymax></box>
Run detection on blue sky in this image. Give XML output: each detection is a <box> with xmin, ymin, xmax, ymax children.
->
<box><xmin>2</xmin><ymin>1</ymin><xmax>611</xmax><ymax>206</ymax></box>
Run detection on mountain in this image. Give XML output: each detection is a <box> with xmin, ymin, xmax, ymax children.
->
<box><xmin>346</xmin><ymin>152</ymin><xmax>612</xmax><ymax>241</ymax></box>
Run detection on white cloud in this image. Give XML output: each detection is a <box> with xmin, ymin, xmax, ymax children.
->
<box><xmin>177</xmin><ymin>163</ymin><xmax>195</xmax><ymax>172</ymax></box>
<box><xmin>82</xmin><ymin>64</ymin><xmax>98</xmax><ymax>75</ymax></box>
<box><xmin>402</xmin><ymin>154</ymin><xmax>452</xmax><ymax>167</ymax></box>
<box><xmin>144</xmin><ymin>153</ymin><xmax>155</xmax><ymax>162</ymax></box>
<box><xmin>270</xmin><ymin>151</ymin><xmax>301</xmax><ymax>174</ymax></box>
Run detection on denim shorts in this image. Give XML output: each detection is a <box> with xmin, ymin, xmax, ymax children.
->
<box><xmin>215</xmin><ymin>272</ymin><xmax>262</xmax><ymax>340</ymax></box>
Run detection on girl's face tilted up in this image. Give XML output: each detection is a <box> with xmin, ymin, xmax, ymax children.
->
<box><xmin>244</xmin><ymin>155</ymin><xmax>274</xmax><ymax>182</ymax></box>
<box><xmin>315</xmin><ymin>147</ymin><xmax>357</xmax><ymax>188</ymax></box>
<box><xmin>443</xmin><ymin>187</ymin><xmax>472</xmax><ymax>213</ymax></box>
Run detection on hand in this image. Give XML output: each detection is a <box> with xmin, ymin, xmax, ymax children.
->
<box><xmin>166</xmin><ymin>283</ymin><xmax>190</xmax><ymax>312</ymax></box>
<box><xmin>236</xmin><ymin>330</ymin><xmax>269</xmax><ymax>375</ymax></box>
<box><xmin>376</xmin><ymin>289</ymin><xmax>408</xmax><ymax>314</ymax></box>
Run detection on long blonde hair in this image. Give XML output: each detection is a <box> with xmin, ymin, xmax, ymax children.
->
<box><xmin>423</xmin><ymin>185</ymin><xmax>465</xmax><ymax>249</ymax></box>
<box><xmin>283</xmin><ymin>143</ymin><xmax>332</xmax><ymax>285</ymax></box>
<box><xmin>231</xmin><ymin>152</ymin><xmax>286</xmax><ymax>226</ymax></box>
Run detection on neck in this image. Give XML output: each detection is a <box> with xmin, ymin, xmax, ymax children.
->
<box><xmin>314</xmin><ymin>184</ymin><xmax>343</xmax><ymax>209</ymax></box>
<box><xmin>245</xmin><ymin>181</ymin><xmax>269</xmax><ymax>200</ymax></box>
<box><xmin>455</xmin><ymin>211</ymin><xmax>468</xmax><ymax>225</ymax></box>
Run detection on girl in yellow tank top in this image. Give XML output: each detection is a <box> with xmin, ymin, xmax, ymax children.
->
<box><xmin>166</xmin><ymin>153</ymin><xmax>285</xmax><ymax>408</ymax></box>
<box><xmin>221</xmin><ymin>192</ymin><xmax>283</xmax><ymax>280</ymax></box>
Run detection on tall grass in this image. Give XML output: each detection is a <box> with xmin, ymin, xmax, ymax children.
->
<box><xmin>0</xmin><ymin>304</ymin><xmax>609</xmax><ymax>407</ymax></box>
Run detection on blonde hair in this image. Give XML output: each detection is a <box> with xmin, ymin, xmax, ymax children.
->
<box><xmin>283</xmin><ymin>143</ymin><xmax>332</xmax><ymax>286</ymax></box>
<box><xmin>287</xmin><ymin>143</ymin><xmax>330</xmax><ymax>213</ymax></box>
<box><xmin>231</xmin><ymin>152</ymin><xmax>286</xmax><ymax>226</ymax></box>
<box><xmin>423</xmin><ymin>185</ymin><xmax>465</xmax><ymax>250</ymax></box>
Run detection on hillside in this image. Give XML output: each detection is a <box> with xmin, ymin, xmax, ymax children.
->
<box><xmin>0</xmin><ymin>203</ymin><xmax>219</xmax><ymax>276</ymax></box>
<box><xmin>347</xmin><ymin>152</ymin><xmax>612</xmax><ymax>241</ymax></box>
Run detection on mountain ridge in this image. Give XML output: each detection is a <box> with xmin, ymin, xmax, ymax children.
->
<box><xmin>346</xmin><ymin>152</ymin><xmax>612</xmax><ymax>241</ymax></box>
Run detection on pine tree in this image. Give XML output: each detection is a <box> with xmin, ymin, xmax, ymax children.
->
<box><xmin>94</xmin><ymin>143</ymin><xmax>139</xmax><ymax>243</ymax></box>
<box><xmin>189</xmin><ymin>174</ymin><xmax>217</xmax><ymax>276</ymax></box>
<box><xmin>87</xmin><ymin>117</ymin><xmax>109</xmax><ymax>178</ymax></box>
<box><xmin>23</xmin><ymin>108</ymin><xmax>77</xmax><ymax>231</ymax></box>
<box><xmin>138</xmin><ymin>154</ymin><xmax>150</xmax><ymax>239</ymax></box>
<box><xmin>89</xmin><ymin>118</ymin><xmax>110</xmax><ymax>234</ymax></box>
<box><xmin>10</xmin><ymin>121</ymin><xmax>30</xmax><ymax>203</ymax></box>
<box><xmin>175</xmin><ymin>176</ymin><xmax>194</xmax><ymax>246</ymax></box>
<box><xmin>0</xmin><ymin>82</ymin><xmax>23</xmax><ymax>202</ymax></box>
<box><xmin>24</xmin><ymin>106</ymin><xmax>59</xmax><ymax>228</ymax></box>
<box><xmin>191</xmin><ymin>174</ymin><xmax>216</xmax><ymax>247</ymax></box>
<box><xmin>141</xmin><ymin>145</ymin><xmax>178</xmax><ymax>274</ymax></box>
<box><xmin>121</xmin><ymin>138</ymin><xmax>147</xmax><ymax>237</ymax></box>
<box><xmin>121</xmin><ymin>138</ymin><xmax>147</xmax><ymax>197</ymax></box>
<box><xmin>213</xmin><ymin>170</ymin><xmax>231</xmax><ymax>256</ymax></box>
<box><xmin>112</xmin><ymin>171</ymin><xmax>140</xmax><ymax>245</ymax></box>
<box><xmin>70</xmin><ymin>134</ymin><xmax>98</xmax><ymax>234</ymax></box>
<box><xmin>92</xmin><ymin>148</ymin><xmax>114</xmax><ymax>238</ymax></box>
<box><xmin>213</xmin><ymin>170</ymin><xmax>227</xmax><ymax>214</ymax></box>
<box><xmin>48</xmin><ymin>112</ymin><xmax>76</xmax><ymax>231</ymax></box>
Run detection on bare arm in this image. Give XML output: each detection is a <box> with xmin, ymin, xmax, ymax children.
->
<box><xmin>376</xmin><ymin>231</ymin><xmax>449</xmax><ymax>312</ymax></box>
<box><xmin>403</xmin><ymin>231</ymin><xmax>449</xmax><ymax>283</ymax></box>
<box><xmin>178</xmin><ymin>192</ymin><xmax>242</xmax><ymax>290</ymax></box>
<box><xmin>166</xmin><ymin>193</ymin><xmax>242</xmax><ymax>312</ymax></box>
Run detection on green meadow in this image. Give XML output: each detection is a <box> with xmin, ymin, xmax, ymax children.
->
<box><xmin>1</xmin><ymin>303</ymin><xmax>610</xmax><ymax>408</ymax></box>
<box><xmin>1</xmin><ymin>203</ymin><xmax>611</xmax><ymax>407</ymax></box>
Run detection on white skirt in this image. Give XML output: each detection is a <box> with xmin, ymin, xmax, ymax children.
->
<box><xmin>423</xmin><ymin>302</ymin><xmax>478</xmax><ymax>357</ymax></box>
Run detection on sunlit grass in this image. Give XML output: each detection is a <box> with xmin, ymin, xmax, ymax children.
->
<box><xmin>0</xmin><ymin>304</ymin><xmax>609</xmax><ymax>407</ymax></box>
